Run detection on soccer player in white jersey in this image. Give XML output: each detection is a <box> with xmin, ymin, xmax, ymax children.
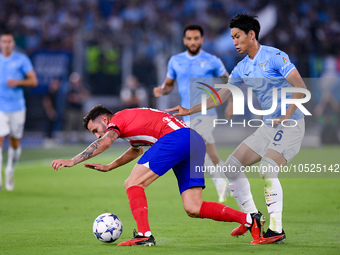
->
<box><xmin>167</xmin><ymin>13</ymin><xmax>309</xmax><ymax>244</ymax></box>
<box><xmin>0</xmin><ymin>31</ymin><xmax>38</xmax><ymax>191</ymax></box>
<box><xmin>154</xmin><ymin>25</ymin><xmax>232</xmax><ymax>203</ymax></box>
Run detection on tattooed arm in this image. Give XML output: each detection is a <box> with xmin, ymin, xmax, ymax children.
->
<box><xmin>51</xmin><ymin>130</ymin><xmax>118</xmax><ymax>171</ymax></box>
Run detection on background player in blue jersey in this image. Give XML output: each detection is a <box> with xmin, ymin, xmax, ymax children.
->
<box><xmin>0</xmin><ymin>31</ymin><xmax>38</xmax><ymax>191</ymax></box>
<box><xmin>154</xmin><ymin>24</ymin><xmax>232</xmax><ymax>203</ymax></box>
<box><xmin>167</xmin><ymin>13</ymin><xmax>309</xmax><ymax>244</ymax></box>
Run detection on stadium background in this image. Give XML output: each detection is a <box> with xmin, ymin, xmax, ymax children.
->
<box><xmin>1</xmin><ymin>1</ymin><xmax>340</xmax><ymax>254</ymax></box>
<box><xmin>0</xmin><ymin>0</ymin><xmax>340</xmax><ymax>147</ymax></box>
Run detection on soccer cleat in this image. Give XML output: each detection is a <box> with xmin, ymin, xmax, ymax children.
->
<box><xmin>231</xmin><ymin>224</ymin><xmax>248</xmax><ymax>237</ymax></box>
<box><xmin>247</xmin><ymin>212</ymin><xmax>266</xmax><ymax>241</ymax></box>
<box><xmin>117</xmin><ymin>230</ymin><xmax>156</xmax><ymax>246</ymax></box>
<box><xmin>251</xmin><ymin>229</ymin><xmax>286</xmax><ymax>245</ymax></box>
<box><xmin>232</xmin><ymin>211</ymin><xmax>265</xmax><ymax>237</ymax></box>
<box><xmin>5</xmin><ymin>168</ymin><xmax>14</xmax><ymax>191</ymax></box>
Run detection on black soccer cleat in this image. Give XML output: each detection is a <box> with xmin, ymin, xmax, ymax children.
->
<box><xmin>251</xmin><ymin>228</ymin><xmax>286</xmax><ymax>244</ymax></box>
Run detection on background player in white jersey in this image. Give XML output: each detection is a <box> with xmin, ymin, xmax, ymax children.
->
<box><xmin>167</xmin><ymin>13</ymin><xmax>308</xmax><ymax>244</ymax></box>
<box><xmin>154</xmin><ymin>24</ymin><xmax>232</xmax><ymax>203</ymax></box>
<box><xmin>0</xmin><ymin>31</ymin><xmax>38</xmax><ymax>191</ymax></box>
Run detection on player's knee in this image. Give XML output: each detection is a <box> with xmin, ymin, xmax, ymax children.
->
<box><xmin>183</xmin><ymin>205</ymin><xmax>200</xmax><ymax>218</ymax></box>
<box><xmin>124</xmin><ymin>178</ymin><xmax>132</xmax><ymax>190</ymax></box>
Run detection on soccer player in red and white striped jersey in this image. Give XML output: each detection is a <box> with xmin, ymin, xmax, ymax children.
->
<box><xmin>51</xmin><ymin>105</ymin><xmax>264</xmax><ymax>246</ymax></box>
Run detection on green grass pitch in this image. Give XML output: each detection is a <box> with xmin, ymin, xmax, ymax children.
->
<box><xmin>1</xmin><ymin>145</ymin><xmax>339</xmax><ymax>255</ymax></box>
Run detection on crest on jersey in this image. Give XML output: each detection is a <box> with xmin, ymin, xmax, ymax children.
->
<box><xmin>199</xmin><ymin>61</ymin><xmax>207</xmax><ymax>68</ymax></box>
<box><xmin>259</xmin><ymin>61</ymin><xmax>268</xmax><ymax>71</ymax></box>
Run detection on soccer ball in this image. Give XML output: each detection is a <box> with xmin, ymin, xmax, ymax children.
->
<box><xmin>93</xmin><ymin>213</ymin><xmax>123</xmax><ymax>243</ymax></box>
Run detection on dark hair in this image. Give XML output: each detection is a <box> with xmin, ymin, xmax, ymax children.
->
<box><xmin>0</xmin><ymin>29</ymin><xmax>14</xmax><ymax>37</ymax></box>
<box><xmin>229</xmin><ymin>13</ymin><xmax>260</xmax><ymax>40</ymax></box>
<box><xmin>183</xmin><ymin>24</ymin><xmax>204</xmax><ymax>37</ymax></box>
<box><xmin>83</xmin><ymin>105</ymin><xmax>113</xmax><ymax>130</ymax></box>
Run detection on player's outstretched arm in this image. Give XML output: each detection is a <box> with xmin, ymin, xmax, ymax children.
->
<box><xmin>51</xmin><ymin>130</ymin><xmax>118</xmax><ymax>171</ymax></box>
<box><xmin>153</xmin><ymin>78</ymin><xmax>175</xmax><ymax>97</ymax></box>
<box><xmin>165</xmin><ymin>105</ymin><xmax>190</xmax><ymax>117</ymax></box>
<box><xmin>84</xmin><ymin>146</ymin><xmax>144</xmax><ymax>172</ymax></box>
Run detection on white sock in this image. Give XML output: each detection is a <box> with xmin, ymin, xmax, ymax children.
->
<box><xmin>244</xmin><ymin>213</ymin><xmax>252</xmax><ymax>227</ymax></box>
<box><xmin>269</xmin><ymin>212</ymin><xmax>282</xmax><ymax>233</ymax></box>
<box><xmin>139</xmin><ymin>231</ymin><xmax>152</xmax><ymax>237</ymax></box>
<box><xmin>224</xmin><ymin>156</ymin><xmax>257</xmax><ymax>213</ymax></box>
<box><xmin>259</xmin><ymin>157</ymin><xmax>283</xmax><ymax>233</ymax></box>
<box><xmin>6</xmin><ymin>146</ymin><xmax>22</xmax><ymax>174</ymax></box>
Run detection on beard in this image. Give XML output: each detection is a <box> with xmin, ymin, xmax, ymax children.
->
<box><xmin>186</xmin><ymin>45</ymin><xmax>201</xmax><ymax>55</ymax></box>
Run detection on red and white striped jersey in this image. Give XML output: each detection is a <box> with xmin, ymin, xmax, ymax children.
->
<box><xmin>106</xmin><ymin>108</ymin><xmax>188</xmax><ymax>147</ymax></box>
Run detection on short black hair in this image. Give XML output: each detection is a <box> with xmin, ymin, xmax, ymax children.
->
<box><xmin>0</xmin><ymin>29</ymin><xmax>14</xmax><ymax>37</ymax></box>
<box><xmin>83</xmin><ymin>105</ymin><xmax>113</xmax><ymax>130</ymax></box>
<box><xmin>229</xmin><ymin>13</ymin><xmax>260</xmax><ymax>41</ymax></box>
<box><xmin>183</xmin><ymin>24</ymin><xmax>204</xmax><ymax>37</ymax></box>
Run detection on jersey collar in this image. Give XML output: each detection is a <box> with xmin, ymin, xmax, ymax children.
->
<box><xmin>247</xmin><ymin>45</ymin><xmax>262</xmax><ymax>63</ymax></box>
<box><xmin>185</xmin><ymin>49</ymin><xmax>203</xmax><ymax>60</ymax></box>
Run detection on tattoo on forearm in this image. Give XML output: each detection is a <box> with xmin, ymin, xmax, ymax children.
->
<box><xmin>71</xmin><ymin>131</ymin><xmax>118</xmax><ymax>165</ymax></box>
<box><xmin>72</xmin><ymin>140</ymin><xmax>102</xmax><ymax>164</ymax></box>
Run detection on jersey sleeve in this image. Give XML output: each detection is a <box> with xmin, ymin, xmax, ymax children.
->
<box><xmin>270</xmin><ymin>51</ymin><xmax>296</xmax><ymax>78</ymax></box>
<box><xmin>106</xmin><ymin>112</ymin><xmax>125</xmax><ymax>137</ymax></box>
<box><xmin>21</xmin><ymin>55</ymin><xmax>34</xmax><ymax>74</ymax></box>
<box><xmin>214</xmin><ymin>57</ymin><xmax>227</xmax><ymax>77</ymax></box>
<box><xmin>166</xmin><ymin>56</ymin><xmax>176</xmax><ymax>80</ymax></box>
<box><xmin>228</xmin><ymin>64</ymin><xmax>244</xmax><ymax>87</ymax></box>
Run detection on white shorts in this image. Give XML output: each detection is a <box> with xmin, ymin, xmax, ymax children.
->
<box><xmin>185</xmin><ymin>115</ymin><xmax>217</xmax><ymax>144</ymax></box>
<box><xmin>243</xmin><ymin>118</ymin><xmax>305</xmax><ymax>162</ymax></box>
<box><xmin>0</xmin><ymin>110</ymin><xmax>26</xmax><ymax>139</ymax></box>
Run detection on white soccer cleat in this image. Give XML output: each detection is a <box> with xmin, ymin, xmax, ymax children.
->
<box><xmin>5</xmin><ymin>168</ymin><xmax>14</xmax><ymax>191</ymax></box>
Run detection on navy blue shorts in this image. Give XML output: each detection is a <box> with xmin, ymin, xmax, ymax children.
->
<box><xmin>137</xmin><ymin>128</ymin><xmax>206</xmax><ymax>194</ymax></box>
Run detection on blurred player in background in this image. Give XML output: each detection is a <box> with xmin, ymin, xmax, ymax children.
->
<box><xmin>51</xmin><ymin>105</ymin><xmax>264</xmax><ymax>246</ymax></box>
<box><xmin>167</xmin><ymin>13</ymin><xmax>308</xmax><ymax>244</ymax></box>
<box><xmin>120</xmin><ymin>74</ymin><xmax>148</xmax><ymax>109</ymax></box>
<box><xmin>64</xmin><ymin>72</ymin><xmax>90</xmax><ymax>144</ymax></box>
<box><xmin>0</xmin><ymin>30</ymin><xmax>38</xmax><ymax>191</ymax></box>
<box><xmin>154</xmin><ymin>24</ymin><xmax>232</xmax><ymax>203</ymax></box>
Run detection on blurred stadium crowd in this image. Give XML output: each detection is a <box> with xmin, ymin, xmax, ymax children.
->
<box><xmin>0</xmin><ymin>0</ymin><xmax>339</xmax><ymax>145</ymax></box>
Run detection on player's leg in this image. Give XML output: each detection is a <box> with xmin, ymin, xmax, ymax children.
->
<box><xmin>226</xmin><ymin>125</ymin><xmax>273</xmax><ymax>237</ymax></box>
<box><xmin>0</xmin><ymin>136</ymin><xmax>4</xmax><ymax>190</ymax></box>
<box><xmin>118</xmin><ymin>163</ymin><xmax>160</xmax><ymax>246</ymax></box>
<box><xmin>250</xmin><ymin>150</ymin><xmax>286</xmax><ymax>244</ymax></box>
<box><xmin>252</xmin><ymin>119</ymin><xmax>305</xmax><ymax>244</ymax></box>
<box><xmin>118</xmin><ymin>128</ymin><xmax>193</xmax><ymax>246</ymax></box>
<box><xmin>5</xmin><ymin>111</ymin><xmax>25</xmax><ymax>191</ymax></box>
<box><xmin>0</xmin><ymin>111</ymin><xmax>10</xmax><ymax>191</ymax></box>
<box><xmin>181</xmin><ymin>187</ymin><xmax>264</xmax><ymax>241</ymax></box>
